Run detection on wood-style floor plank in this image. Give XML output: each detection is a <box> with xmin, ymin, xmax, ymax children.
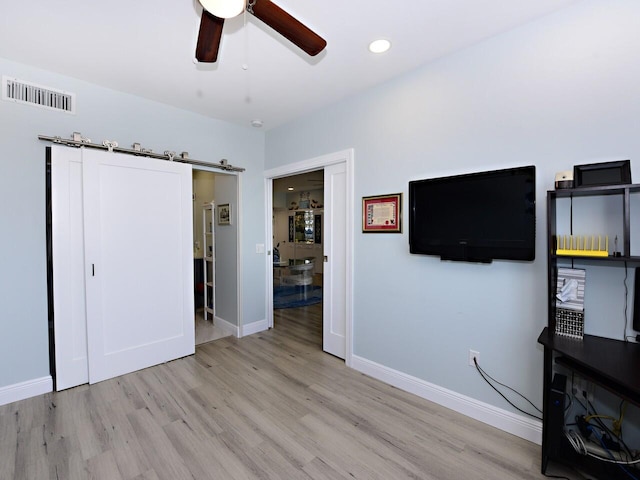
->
<box><xmin>0</xmin><ymin>303</ymin><xmax>583</xmax><ymax>479</ymax></box>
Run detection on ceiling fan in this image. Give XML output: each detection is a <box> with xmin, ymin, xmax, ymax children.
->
<box><xmin>195</xmin><ymin>0</ymin><xmax>327</xmax><ymax>63</ymax></box>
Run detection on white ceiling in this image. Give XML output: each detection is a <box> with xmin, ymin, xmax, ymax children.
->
<box><xmin>0</xmin><ymin>0</ymin><xmax>580</xmax><ymax>131</ymax></box>
<box><xmin>274</xmin><ymin>170</ymin><xmax>323</xmax><ymax>194</ymax></box>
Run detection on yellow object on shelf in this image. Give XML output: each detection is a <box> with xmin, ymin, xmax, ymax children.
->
<box><xmin>555</xmin><ymin>235</ymin><xmax>609</xmax><ymax>257</ymax></box>
<box><xmin>556</xmin><ymin>249</ymin><xmax>609</xmax><ymax>257</ymax></box>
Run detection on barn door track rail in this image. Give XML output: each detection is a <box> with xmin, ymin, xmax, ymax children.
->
<box><xmin>38</xmin><ymin>132</ymin><xmax>245</xmax><ymax>172</ymax></box>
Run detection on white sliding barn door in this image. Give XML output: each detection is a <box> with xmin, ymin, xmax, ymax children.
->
<box><xmin>323</xmin><ymin>162</ymin><xmax>347</xmax><ymax>359</ymax></box>
<box><xmin>51</xmin><ymin>147</ymin><xmax>89</xmax><ymax>390</ymax></box>
<box><xmin>82</xmin><ymin>149</ymin><xmax>194</xmax><ymax>384</ymax></box>
<box><xmin>51</xmin><ymin>146</ymin><xmax>194</xmax><ymax>387</ymax></box>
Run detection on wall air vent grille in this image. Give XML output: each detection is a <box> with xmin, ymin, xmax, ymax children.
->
<box><xmin>2</xmin><ymin>76</ymin><xmax>75</xmax><ymax>114</ymax></box>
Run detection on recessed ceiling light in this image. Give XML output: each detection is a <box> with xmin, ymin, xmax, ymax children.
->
<box><xmin>369</xmin><ymin>39</ymin><xmax>391</xmax><ymax>54</ymax></box>
<box><xmin>251</xmin><ymin>119</ymin><xmax>263</xmax><ymax>128</ymax></box>
<box><xmin>287</xmin><ymin>187</ymin><xmax>294</xmax><ymax>191</ymax></box>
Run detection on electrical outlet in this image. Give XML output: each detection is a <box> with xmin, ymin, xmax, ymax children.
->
<box><xmin>586</xmin><ymin>382</ymin><xmax>595</xmax><ymax>403</ymax></box>
<box><xmin>572</xmin><ymin>376</ymin><xmax>594</xmax><ymax>402</ymax></box>
<box><xmin>468</xmin><ymin>349</ymin><xmax>480</xmax><ymax>367</ymax></box>
<box><xmin>572</xmin><ymin>377</ymin><xmax>584</xmax><ymax>396</ymax></box>
<box><xmin>572</xmin><ymin>376</ymin><xmax>586</xmax><ymax>396</ymax></box>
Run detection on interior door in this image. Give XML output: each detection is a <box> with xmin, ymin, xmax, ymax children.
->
<box><xmin>82</xmin><ymin>149</ymin><xmax>195</xmax><ymax>384</ymax></box>
<box><xmin>323</xmin><ymin>162</ymin><xmax>347</xmax><ymax>358</ymax></box>
<box><xmin>51</xmin><ymin>146</ymin><xmax>89</xmax><ymax>390</ymax></box>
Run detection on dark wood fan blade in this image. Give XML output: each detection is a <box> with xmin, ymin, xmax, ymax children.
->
<box><xmin>195</xmin><ymin>10</ymin><xmax>225</xmax><ymax>63</ymax></box>
<box><xmin>250</xmin><ymin>0</ymin><xmax>326</xmax><ymax>56</ymax></box>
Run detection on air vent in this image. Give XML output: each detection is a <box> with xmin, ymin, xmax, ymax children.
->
<box><xmin>2</xmin><ymin>76</ymin><xmax>75</xmax><ymax>114</ymax></box>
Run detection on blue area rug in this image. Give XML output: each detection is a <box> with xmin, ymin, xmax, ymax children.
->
<box><xmin>274</xmin><ymin>285</ymin><xmax>322</xmax><ymax>309</ymax></box>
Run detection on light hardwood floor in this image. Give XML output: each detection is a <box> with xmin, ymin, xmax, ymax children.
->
<box><xmin>195</xmin><ymin>309</ymin><xmax>231</xmax><ymax>346</ymax></box>
<box><xmin>1</xmin><ymin>304</ymin><xmax>582</xmax><ymax>480</ymax></box>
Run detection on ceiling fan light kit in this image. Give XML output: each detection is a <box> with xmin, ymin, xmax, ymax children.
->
<box><xmin>369</xmin><ymin>39</ymin><xmax>391</xmax><ymax>54</ymax></box>
<box><xmin>195</xmin><ymin>0</ymin><xmax>327</xmax><ymax>64</ymax></box>
<box><xmin>199</xmin><ymin>0</ymin><xmax>244</xmax><ymax>19</ymax></box>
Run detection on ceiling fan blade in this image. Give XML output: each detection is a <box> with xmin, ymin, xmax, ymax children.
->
<box><xmin>195</xmin><ymin>10</ymin><xmax>225</xmax><ymax>63</ymax></box>
<box><xmin>250</xmin><ymin>0</ymin><xmax>326</xmax><ymax>57</ymax></box>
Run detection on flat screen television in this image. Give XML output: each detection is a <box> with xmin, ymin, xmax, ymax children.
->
<box><xmin>409</xmin><ymin>166</ymin><xmax>536</xmax><ymax>263</ymax></box>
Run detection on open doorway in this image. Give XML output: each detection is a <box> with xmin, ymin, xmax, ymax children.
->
<box><xmin>272</xmin><ymin>171</ymin><xmax>324</xmax><ymax>347</ymax></box>
<box><xmin>265</xmin><ymin>149</ymin><xmax>353</xmax><ymax>362</ymax></box>
<box><xmin>193</xmin><ymin>169</ymin><xmax>239</xmax><ymax>345</ymax></box>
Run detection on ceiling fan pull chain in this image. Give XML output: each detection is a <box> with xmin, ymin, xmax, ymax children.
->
<box><xmin>242</xmin><ymin>3</ymin><xmax>250</xmax><ymax>71</ymax></box>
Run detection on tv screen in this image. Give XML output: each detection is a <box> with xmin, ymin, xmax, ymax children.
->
<box><xmin>409</xmin><ymin>166</ymin><xmax>536</xmax><ymax>263</ymax></box>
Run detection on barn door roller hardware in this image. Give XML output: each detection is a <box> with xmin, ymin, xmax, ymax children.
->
<box><xmin>38</xmin><ymin>132</ymin><xmax>245</xmax><ymax>172</ymax></box>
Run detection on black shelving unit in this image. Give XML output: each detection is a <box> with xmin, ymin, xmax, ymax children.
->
<box><xmin>539</xmin><ymin>184</ymin><xmax>640</xmax><ymax>477</ymax></box>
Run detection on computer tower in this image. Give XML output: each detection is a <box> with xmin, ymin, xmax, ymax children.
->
<box><xmin>547</xmin><ymin>373</ymin><xmax>567</xmax><ymax>458</ymax></box>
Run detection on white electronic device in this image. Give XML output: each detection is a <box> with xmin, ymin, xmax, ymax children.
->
<box><xmin>555</xmin><ymin>170</ymin><xmax>573</xmax><ymax>189</ymax></box>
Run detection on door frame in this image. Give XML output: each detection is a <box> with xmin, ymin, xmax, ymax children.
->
<box><xmin>192</xmin><ymin>166</ymin><xmax>243</xmax><ymax>337</ymax></box>
<box><xmin>264</xmin><ymin>149</ymin><xmax>354</xmax><ymax>366</ymax></box>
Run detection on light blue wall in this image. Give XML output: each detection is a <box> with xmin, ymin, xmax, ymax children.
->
<box><xmin>214</xmin><ymin>174</ymin><xmax>239</xmax><ymax>325</ymax></box>
<box><xmin>0</xmin><ymin>58</ymin><xmax>265</xmax><ymax>389</ymax></box>
<box><xmin>265</xmin><ymin>0</ymin><xmax>640</xmax><ymax>413</ymax></box>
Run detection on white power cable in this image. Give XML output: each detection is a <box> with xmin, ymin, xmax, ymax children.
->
<box><xmin>565</xmin><ymin>429</ymin><xmax>640</xmax><ymax>465</ymax></box>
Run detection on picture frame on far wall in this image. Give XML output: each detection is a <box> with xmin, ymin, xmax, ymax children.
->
<box><xmin>362</xmin><ymin>193</ymin><xmax>402</xmax><ymax>233</ymax></box>
<box><xmin>217</xmin><ymin>203</ymin><xmax>231</xmax><ymax>225</ymax></box>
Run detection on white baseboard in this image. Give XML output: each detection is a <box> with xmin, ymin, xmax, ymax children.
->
<box><xmin>350</xmin><ymin>355</ymin><xmax>542</xmax><ymax>445</ymax></box>
<box><xmin>0</xmin><ymin>376</ymin><xmax>53</xmax><ymax>406</ymax></box>
<box><xmin>214</xmin><ymin>315</ymin><xmax>240</xmax><ymax>338</ymax></box>
<box><xmin>241</xmin><ymin>318</ymin><xmax>269</xmax><ymax>338</ymax></box>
